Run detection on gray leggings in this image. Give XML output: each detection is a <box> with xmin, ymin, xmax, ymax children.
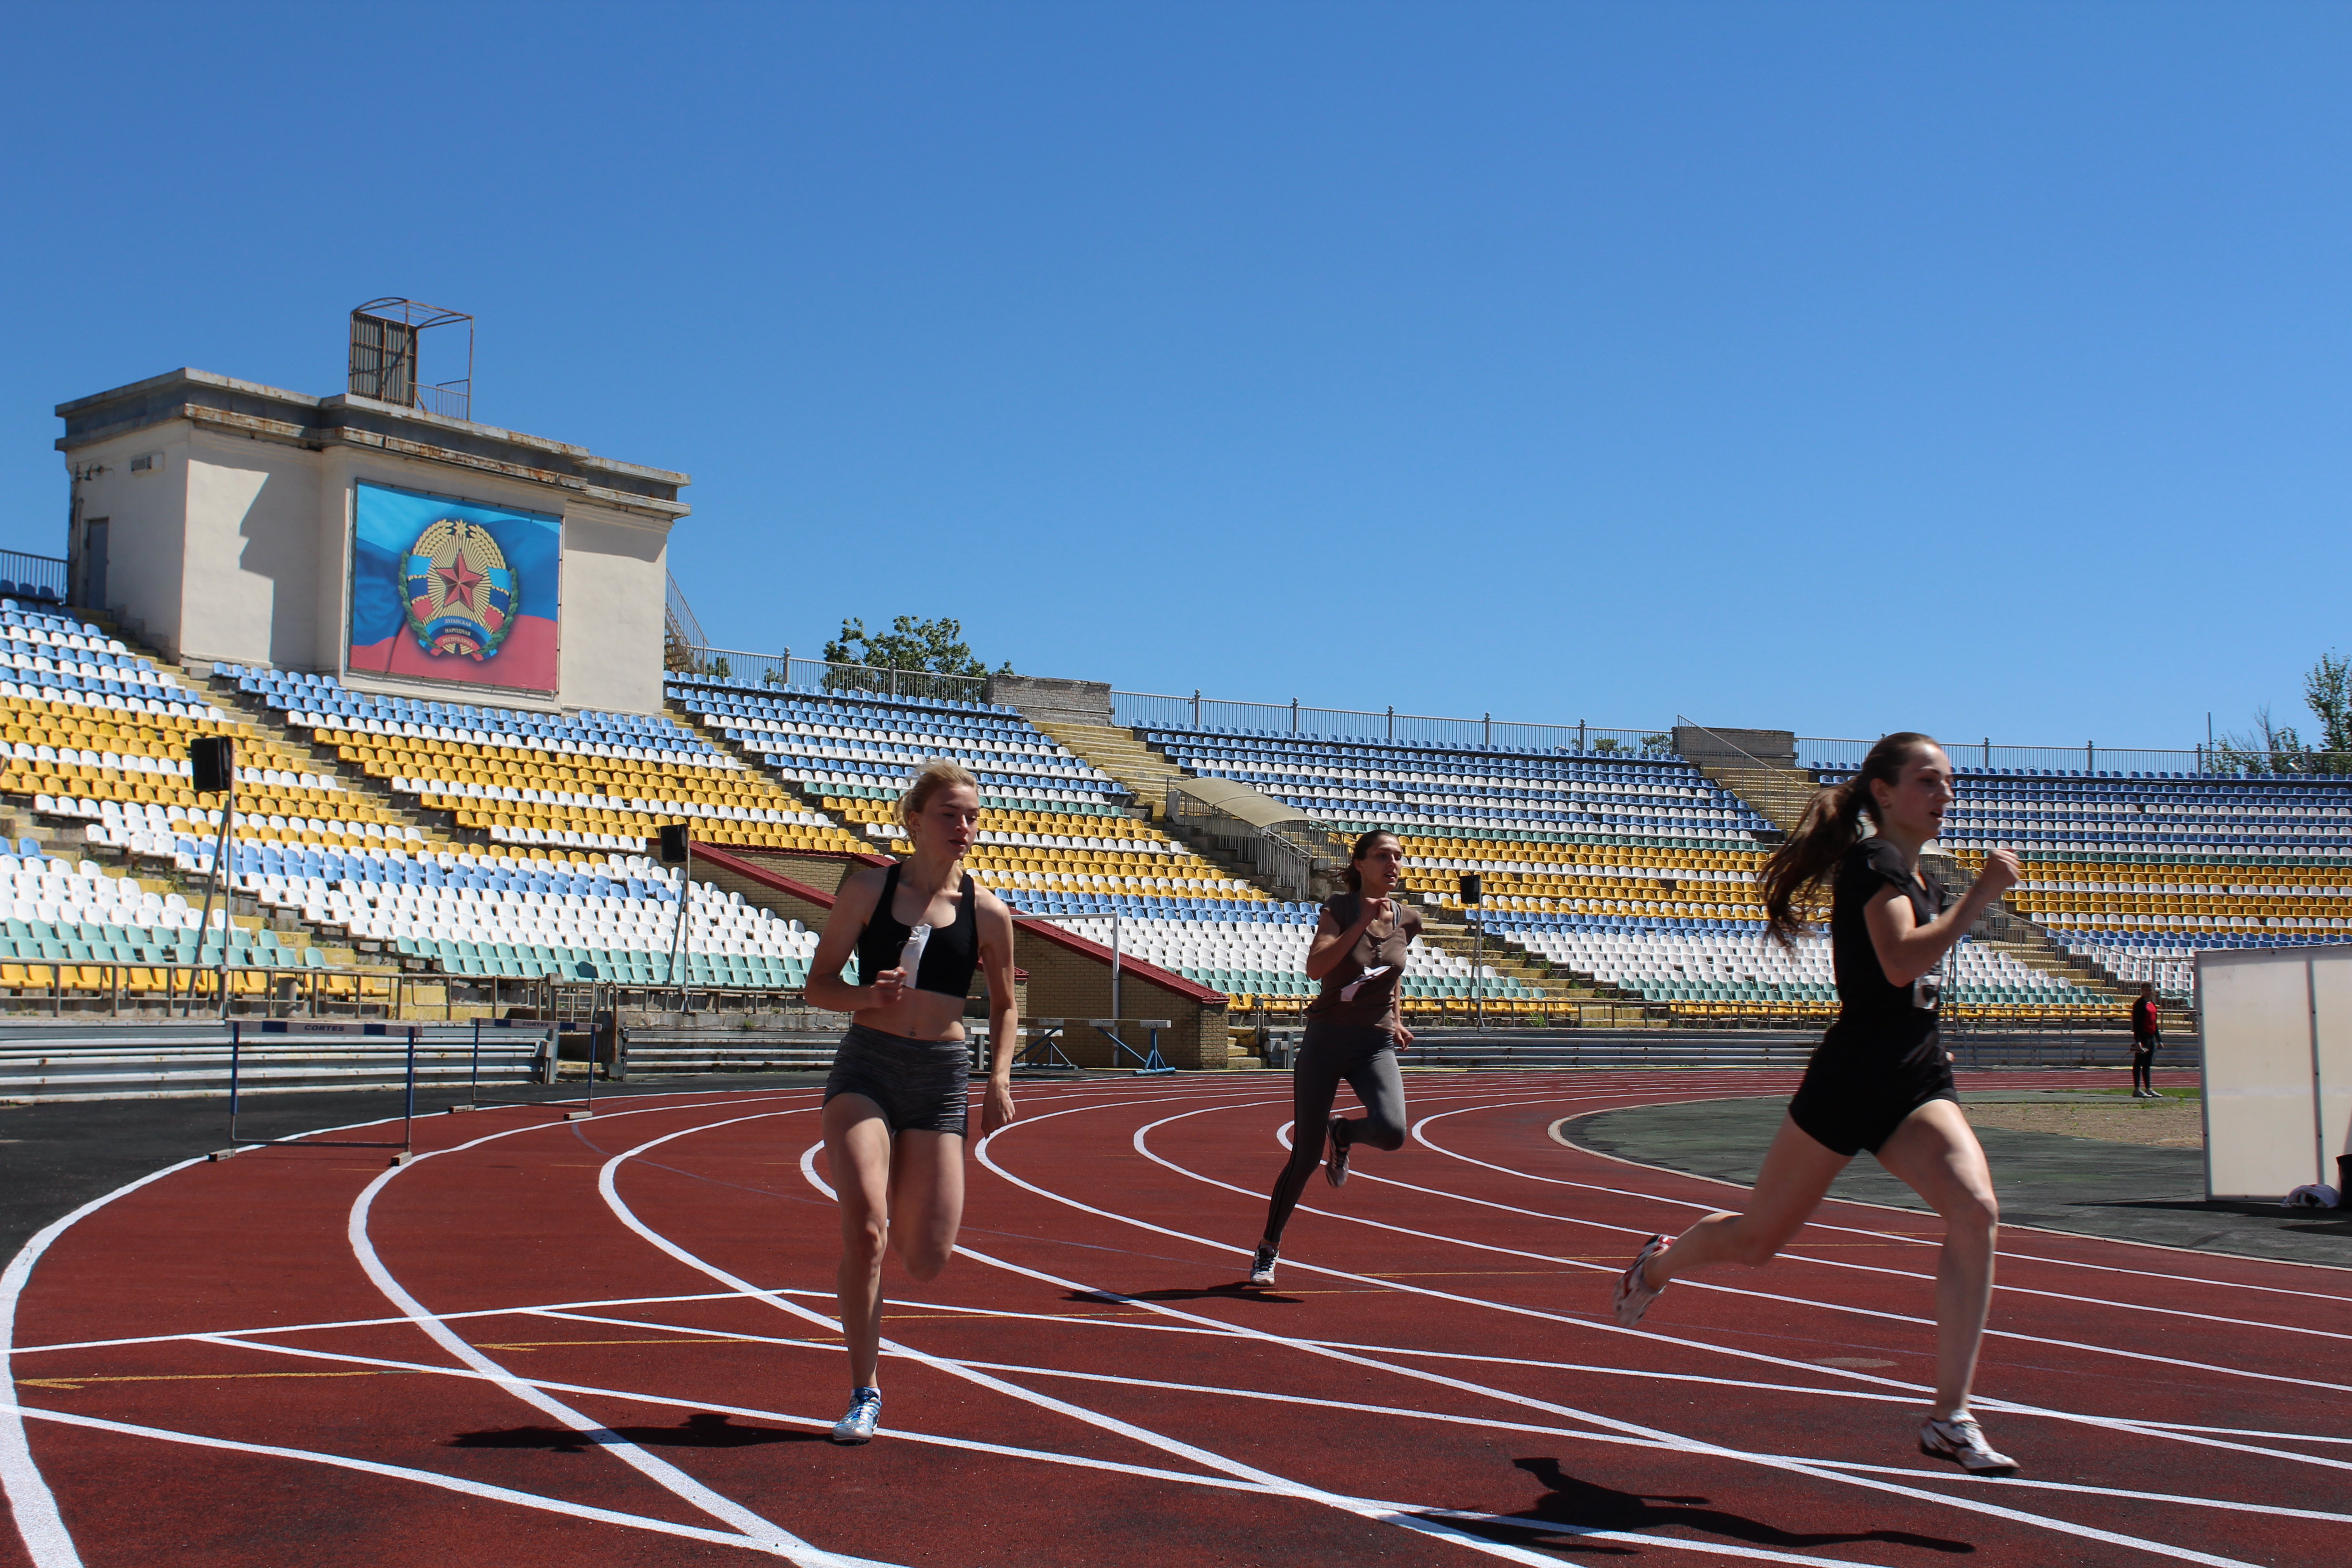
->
<box><xmin>1262</xmin><ymin>1020</ymin><xmax>1407</xmax><ymax>1246</ymax></box>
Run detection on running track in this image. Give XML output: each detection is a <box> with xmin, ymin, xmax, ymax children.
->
<box><xmin>3</xmin><ymin>1070</ymin><xmax>2346</xmax><ymax>1566</ymax></box>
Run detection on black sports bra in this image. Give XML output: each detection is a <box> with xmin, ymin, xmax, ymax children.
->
<box><xmin>854</xmin><ymin>863</ymin><xmax>980</xmax><ymax>999</ymax></box>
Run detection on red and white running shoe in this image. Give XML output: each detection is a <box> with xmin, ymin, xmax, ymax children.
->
<box><xmin>1920</xmin><ymin>1414</ymin><xmax>2018</xmax><ymax>1476</ymax></box>
<box><xmin>1612</xmin><ymin>1233</ymin><xmax>1673</xmax><ymax>1328</ymax></box>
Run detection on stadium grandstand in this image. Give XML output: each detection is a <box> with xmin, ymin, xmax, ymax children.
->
<box><xmin>16</xmin><ymin>347</ymin><xmax>2338</xmax><ymax>1066</ymax></box>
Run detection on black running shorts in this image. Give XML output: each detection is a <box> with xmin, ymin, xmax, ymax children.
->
<box><xmin>824</xmin><ymin>1023</ymin><xmax>971</xmax><ymax>1136</ymax></box>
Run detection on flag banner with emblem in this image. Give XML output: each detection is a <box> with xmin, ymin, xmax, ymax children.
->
<box><xmin>347</xmin><ymin>481</ymin><xmax>561</xmax><ymax>693</ymax></box>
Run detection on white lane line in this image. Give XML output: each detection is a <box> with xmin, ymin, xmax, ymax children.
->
<box><xmin>1538</xmin><ymin>1095</ymin><xmax>2352</xmax><ymax>1295</ymax></box>
<box><xmin>167</xmin><ymin>1313</ymin><xmax>2352</xmax><ymax>1535</ymax></box>
<box><xmin>1</xmin><ymin>1161</ymin><xmax>205</xmax><ymax>1568</ymax></box>
<box><xmin>346</xmin><ymin>1101</ymin><xmax>865</xmax><ymax>1565</ymax></box>
<box><xmin>1203</xmin><ymin>1101</ymin><xmax>2352</xmax><ymax>1401</ymax></box>
<box><xmin>955</xmin><ymin>1102</ymin><xmax>2272</xmax><ymax>1566</ymax></box>
<box><xmin>602</xmin><ymin>1105</ymin><xmax>1834</xmax><ymax>1568</ymax></box>
<box><xmin>1409</xmin><ymin>1097</ymin><xmax>2352</xmax><ymax>1317</ymax></box>
<box><xmin>13</xmin><ymin>1406</ymin><xmax>907</xmax><ymax>1564</ymax></box>
<box><xmin>1193</xmin><ymin>1107</ymin><xmax>2352</xmax><ymax>1468</ymax></box>
<box><xmin>14</xmin><ymin>1289</ymin><xmax>790</xmax><ymax>1357</ymax></box>
<box><xmin>120</xmin><ymin>1336</ymin><xmax>1891</xmax><ymax>1567</ymax></box>
<box><xmin>529</xmin><ymin>1297</ymin><xmax>2352</xmax><ymax>1458</ymax></box>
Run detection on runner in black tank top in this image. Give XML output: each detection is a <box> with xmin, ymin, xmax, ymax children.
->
<box><xmin>803</xmin><ymin>759</ymin><xmax>1018</xmax><ymax>1445</ymax></box>
<box><xmin>1605</xmin><ymin>734</ymin><xmax>2028</xmax><ymax>1477</ymax></box>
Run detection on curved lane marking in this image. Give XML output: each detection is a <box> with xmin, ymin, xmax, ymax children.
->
<box><xmin>961</xmin><ymin>1090</ymin><xmax>2270</xmax><ymax>1565</ymax></box>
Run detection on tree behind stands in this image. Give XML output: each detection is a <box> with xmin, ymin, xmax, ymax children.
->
<box><xmin>821</xmin><ymin>615</ymin><xmax>1011</xmax><ymax>700</ymax></box>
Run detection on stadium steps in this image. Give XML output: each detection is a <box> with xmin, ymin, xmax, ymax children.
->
<box><xmin>1696</xmin><ymin>762</ymin><xmax>1816</xmax><ymax>834</ymax></box>
<box><xmin>1928</xmin><ymin>853</ymin><xmax>2134</xmax><ymax>1003</ymax></box>
<box><xmin>1411</xmin><ymin>902</ymin><xmax>1661</xmax><ymax>1024</ymax></box>
<box><xmin>0</xmin><ymin>625</ymin><xmax>407</xmax><ymax>983</ymax></box>
<box><xmin>1032</xmin><ymin>720</ymin><xmax>1191</xmax><ymax>823</ymax></box>
<box><xmin>198</xmin><ymin>666</ymin><xmax>474</xmax><ymax>849</ymax></box>
<box><xmin>1029</xmin><ymin>720</ymin><xmax>1312</xmax><ymax>898</ymax></box>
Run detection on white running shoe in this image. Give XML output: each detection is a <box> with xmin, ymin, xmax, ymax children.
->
<box><xmin>1612</xmin><ymin>1233</ymin><xmax>1673</xmax><ymax>1328</ymax></box>
<box><xmin>830</xmin><ymin>1387</ymin><xmax>882</xmax><ymax>1445</ymax></box>
<box><xmin>1248</xmin><ymin>1243</ymin><xmax>1279</xmax><ymax>1287</ymax></box>
<box><xmin>1323</xmin><ymin>1115</ymin><xmax>1352</xmax><ymax>1187</ymax></box>
<box><xmin>1920</xmin><ymin>1414</ymin><xmax>2018</xmax><ymax>1476</ymax></box>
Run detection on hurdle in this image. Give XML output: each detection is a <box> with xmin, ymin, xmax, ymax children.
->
<box><xmin>1091</xmin><ymin>1017</ymin><xmax>1174</xmax><ymax>1074</ymax></box>
<box><xmin>457</xmin><ymin>1015</ymin><xmax>574</xmax><ymax>1117</ymax></box>
<box><xmin>1015</xmin><ymin>1016</ymin><xmax>1083</xmax><ymax>1072</ymax></box>
<box><xmin>216</xmin><ymin>1020</ymin><xmax>422</xmax><ymax>1164</ymax></box>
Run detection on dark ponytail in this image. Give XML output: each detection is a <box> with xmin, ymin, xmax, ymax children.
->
<box><xmin>1759</xmin><ymin>732</ymin><xmax>1937</xmax><ymax>948</ymax></box>
<box><xmin>1339</xmin><ymin>829</ymin><xmax>1401</xmax><ymax>894</ymax></box>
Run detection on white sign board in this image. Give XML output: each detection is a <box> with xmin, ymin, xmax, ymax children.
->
<box><xmin>2196</xmin><ymin>944</ymin><xmax>2352</xmax><ymax>1200</ymax></box>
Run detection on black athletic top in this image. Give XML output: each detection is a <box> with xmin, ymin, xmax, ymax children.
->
<box><xmin>1824</xmin><ymin>838</ymin><xmax>1944</xmax><ymax>1058</ymax></box>
<box><xmin>855</xmin><ymin>863</ymin><xmax>980</xmax><ymax>999</ymax></box>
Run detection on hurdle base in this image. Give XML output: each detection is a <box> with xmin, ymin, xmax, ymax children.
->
<box><xmin>207</xmin><ymin>1148</ymin><xmax>240</xmax><ymax>1162</ymax></box>
<box><xmin>390</xmin><ymin>1152</ymin><xmax>417</xmax><ymax>1166</ymax></box>
<box><xmin>564</xmin><ymin>1110</ymin><xmax>593</xmax><ymax>1121</ymax></box>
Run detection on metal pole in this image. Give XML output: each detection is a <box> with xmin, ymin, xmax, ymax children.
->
<box><xmin>226</xmin><ymin>1019</ymin><xmax>242</xmax><ymax>1144</ymax></box>
<box><xmin>1290</xmin><ymin>698</ymin><xmax>1298</xmax><ymax>734</ymax></box>
<box><xmin>402</xmin><ymin>1026</ymin><xmax>417</xmax><ymax>1157</ymax></box>
<box><xmin>1110</xmin><ymin>907</ymin><xmax>1122</xmax><ymax>1024</ymax></box>
<box><xmin>1473</xmin><ymin>916</ymin><xmax>1484</xmax><ymax>1031</ymax></box>
<box><xmin>1387</xmin><ymin>705</ymin><xmax>1394</xmax><ymax>740</ymax></box>
<box><xmin>216</xmin><ymin>765</ymin><xmax>237</xmax><ymax>1019</ymax></box>
<box><xmin>1192</xmin><ymin>689</ymin><xmax>1200</xmax><ymax>727</ymax></box>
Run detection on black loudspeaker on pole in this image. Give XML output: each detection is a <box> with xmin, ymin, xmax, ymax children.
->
<box><xmin>190</xmin><ymin>735</ymin><xmax>235</xmax><ymax>795</ymax></box>
<box><xmin>1458</xmin><ymin>872</ymin><xmax>1482</xmax><ymax>906</ymax></box>
<box><xmin>658</xmin><ymin>823</ymin><xmax>689</xmax><ymax>865</ymax></box>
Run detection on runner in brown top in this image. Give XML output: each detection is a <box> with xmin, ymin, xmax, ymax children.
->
<box><xmin>1247</xmin><ymin>829</ymin><xmax>1421</xmax><ymax>1287</ymax></box>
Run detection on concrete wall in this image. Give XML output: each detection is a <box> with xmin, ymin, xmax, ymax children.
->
<box><xmin>182</xmin><ymin>429</ymin><xmax>325</xmax><ymax>670</ymax></box>
<box><xmin>1672</xmin><ymin>726</ymin><xmax>1798</xmax><ymax>769</ymax></box>
<box><xmin>64</xmin><ymin>425</ymin><xmax>194</xmax><ymax>651</ymax></box>
<box><xmin>1011</xmin><ymin>921</ymin><xmax>1229</xmax><ymax>1070</ymax></box>
<box><xmin>986</xmin><ymin>673</ymin><xmax>1113</xmax><ymax>727</ymax></box>
<box><xmin>559</xmin><ymin>504</ymin><xmax>671</xmax><ymax>716</ymax></box>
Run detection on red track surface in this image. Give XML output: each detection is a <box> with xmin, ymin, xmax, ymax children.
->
<box><xmin>4</xmin><ymin>1069</ymin><xmax>2347</xmax><ymax>1566</ymax></box>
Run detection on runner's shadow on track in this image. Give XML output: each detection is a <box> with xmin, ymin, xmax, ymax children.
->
<box><xmin>449</xmin><ymin>1413</ymin><xmax>823</xmax><ymax>1454</ymax></box>
<box><xmin>1459</xmin><ymin>1458</ymin><xmax>1974</xmax><ymax>1555</ymax></box>
<box><xmin>1063</xmin><ymin>1286</ymin><xmax>1303</xmax><ymax>1306</ymax></box>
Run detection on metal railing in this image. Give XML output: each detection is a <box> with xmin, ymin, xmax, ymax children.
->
<box><xmin>671</xmin><ymin>648</ymin><xmax>991</xmax><ymax>707</ymax></box>
<box><xmin>1115</xmin><ymin>689</ymin><xmax>1667</xmax><ymax>755</ymax></box>
<box><xmin>1163</xmin><ymin>782</ymin><xmax>1341</xmax><ymax>901</ymax></box>
<box><xmin>0</xmin><ymin>549</ymin><xmax>67</xmax><ymax>604</ymax></box>
<box><xmin>1800</xmin><ymin>735</ymin><xmax>2352</xmax><ymax>779</ymax></box>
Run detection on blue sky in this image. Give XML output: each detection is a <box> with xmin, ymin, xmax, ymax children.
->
<box><xmin>2</xmin><ymin>2</ymin><xmax>2345</xmax><ymax>751</ymax></box>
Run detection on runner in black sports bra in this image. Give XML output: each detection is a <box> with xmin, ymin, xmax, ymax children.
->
<box><xmin>802</xmin><ymin>760</ymin><xmax>1019</xmax><ymax>1447</ymax></box>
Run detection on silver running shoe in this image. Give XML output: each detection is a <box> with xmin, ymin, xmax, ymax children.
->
<box><xmin>1248</xmin><ymin>1243</ymin><xmax>1279</xmax><ymax>1287</ymax></box>
<box><xmin>1323</xmin><ymin>1115</ymin><xmax>1352</xmax><ymax>1187</ymax></box>
<box><xmin>830</xmin><ymin>1387</ymin><xmax>882</xmax><ymax>1445</ymax></box>
<box><xmin>1612</xmin><ymin>1233</ymin><xmax>1673</xmax><ymax>1328</ymax></box>
<box><xmin>1920</xmin><ymin>1414</ymin><xmax>2018</xmax><ymax>1476</ymax></box>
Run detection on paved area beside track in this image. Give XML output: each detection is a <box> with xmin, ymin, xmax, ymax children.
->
<box><xmin>1563</xmin><ymin>1082</ymin><xmax>2352</xmax><ymax>1269</ymax></box>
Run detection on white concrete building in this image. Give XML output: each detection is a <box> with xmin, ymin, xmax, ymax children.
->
<box><xmin>54</xmin><ymin>369</ymin><xmax>688</xmax><ymax>715</ymax></box>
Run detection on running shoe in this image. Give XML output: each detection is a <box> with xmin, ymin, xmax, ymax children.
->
<box><xmin>1612</xmin><ymin>1233</ymin><xmax>1673</xmax><ymax>1328</ymax></box>
<box><xmin>1919</xmin><ymin>1414</ymin><xmax>2018</xmax><ymax>1476</ymax></box>
<box><xmin>1324</xmin><ymin>1115</ymin><xmax>1352</xmax><ymax>1188</ymax></box>
<box><xmin>1248</xmin><ymin>1243</ymin><xmax>1279</xmax><ymax>1287</ymax></box>
<box><xmin>830</xmin><ymin>1387</ymin><xmax>882</xmax><ymax>1445</ymax></box>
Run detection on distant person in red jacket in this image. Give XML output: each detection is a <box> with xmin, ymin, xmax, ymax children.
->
<box><xmin>2130</xmin><ymin>983</ymin><xmax>2162</xmax><ymax>1098</ymax></box>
